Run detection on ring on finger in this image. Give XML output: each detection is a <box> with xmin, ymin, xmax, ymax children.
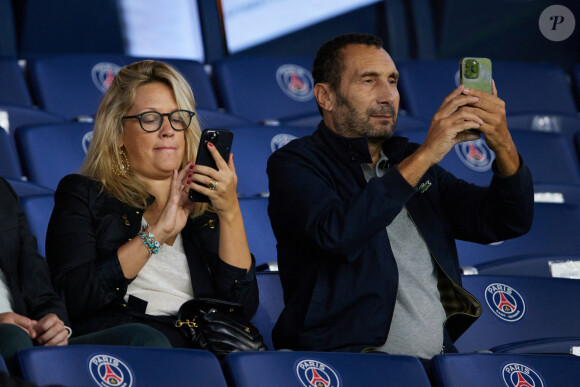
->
<box><xmin>209</xmin><ymin>179</ymin><xmax>218</xmax><ymax>190</ymax></box>
<box><xmin>180</xmin><ymin>183</ymin><xmax>185</xmax><ymax>191</ymax></box>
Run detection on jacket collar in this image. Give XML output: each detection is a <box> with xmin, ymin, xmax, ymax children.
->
<box><xmin>313</xmin><ymin>120</ymin><xmax>411</xmax><ymax>165</ymax></box>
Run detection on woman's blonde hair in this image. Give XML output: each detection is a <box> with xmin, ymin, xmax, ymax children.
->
<box><xmin>80</xmin><ymin>60</ymin><xmax>208</xmax><ymax>217</ymax></box>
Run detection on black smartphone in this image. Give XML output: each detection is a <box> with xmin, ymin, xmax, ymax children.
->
<box><xmin>188</xmin><ymin>129</ymin><xmax>234</xmax><ymax>202</ymax></box>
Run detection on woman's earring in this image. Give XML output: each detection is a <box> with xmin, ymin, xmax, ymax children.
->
<box><xmin>112</xmin><ymin>148</ymin><xmax>130</xmax><ymax>176</ymax></box>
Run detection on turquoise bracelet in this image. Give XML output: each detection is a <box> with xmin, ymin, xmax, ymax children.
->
<box><xmin>140</xmin><ymin>229</ymin><xmax>160</xmax><ymax>255</ymax></box>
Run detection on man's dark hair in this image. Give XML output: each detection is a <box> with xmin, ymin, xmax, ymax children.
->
<box><xmin>312</xmin><ymin>33</ymin><xmax>383</xmax><ymax>114</ymax></box>
<box><xmin>313</xmin><ymin>33</ymin><xmax>384</xmax><ymax>91</ymax></box>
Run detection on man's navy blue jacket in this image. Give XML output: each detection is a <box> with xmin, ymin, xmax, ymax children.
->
<box><xmin>267</xmin><ymin>122</ymin><xmax>534</xmax><ymax>352</ymax></box>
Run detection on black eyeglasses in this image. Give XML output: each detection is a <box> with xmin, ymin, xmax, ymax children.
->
<box><xmin>122</xmin><ymin>110</ymin><xmax>195</xmax><ymax>132</ymax></box>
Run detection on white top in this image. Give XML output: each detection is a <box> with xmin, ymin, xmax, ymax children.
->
<box><xmin>0</xmin><ymin>267</ymin><xmax>13</xmax><ymax>314</ymax></box>
<box><xmin>125</xmin><ymin>219</ymin><xmax>194</xmax><ymax>316</ymax></box>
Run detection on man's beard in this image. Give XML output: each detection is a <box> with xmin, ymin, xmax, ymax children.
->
<box><xmin>334</xmin><ymin>93</ymin><xmax>397</xmax><ymax>141</ymax></box>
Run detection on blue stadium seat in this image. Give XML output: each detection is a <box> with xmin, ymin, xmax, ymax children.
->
<box><xmin>397</xmin><ymin>60</ymin><xmax>578</xmax><ymax>129</ymax></box>
<box><xmin>229</xmin><ymin>125</ymin><xmax>313</xmax><ymax>197</ymax></box>
<box><xmin>27</xmin><ymin>54</ymin><xmax>219</xmax><ymax>119</ymax></box>
<box><xmin>431</xmin><ymin>353</ymin><xmax>580</xmax><ymax>387</ymax></box>
<box><xmin>238</xmin><ymin>197</ymin><xmax>277</xmax><ymax>270</ymax></box>
<box><xmin>224</xmin><ymin>351</ymin><xmax>431</xmax><ymax>387</ymax></box>
<box><xmin>18</xmin><ymin>345</ymin><xmax>227</xmax><ymax>387</ymax></box>
<box><xmin>0</xmin><ymin>354</ymin><xmax>7</xmax><ymax>374</ymax></box>
<box><xmin>252</xmin><ymin>272</ymin><xmax>284</xmax><ymax>350</ymax></box>
<box><xmin>19</xmin><ymin>194</ymin><xmax>54</xmax><ymax>257</ymax></box>
<box><xmin>454</xmin><ymin>275</ymin><xmax>580</xmax><ymax>353</ymax></box>
<box><xmin>456</xmin><ymin>202</ymin><xmax>580</xmax><ymax>267</ymax></box>
<box><xmin>491</xmin><ymin>337</ymin><xmax>580</xmax><ymax>355</ymax></box>
<box><xmin>4</xmin><ymin>178</ymin><xmax>53</xmax><ymax>197</ymax></box>
<box><xmin>0</xmin><ymin>127</ymin><xmax>23</xmax><ymax>180</ymax></box>
<box><xmin>15</xmin><ymin>122</ymin><xmax>93</xmax><ymax>190</ymax></box>
<box><xmin>0</xmin><ymin>104</ymin><xmax>65</xmax><ymax>135</ymax></box>
<box><xmin>196</xmin><ymin>108</ymin><xmax>251</xmax><ymax>130</ymax></box>
<box><xmin>0</xmin><ymin>58</ymin><xmax>32</xmax><ymax>106</ymax></box>
<box><xmin>464</xmin><ymin>254</ymin><xmax>580</xmax><ymax>278</ymax></box>
<box><xmin>403</xmin><ymin>129</ymin><xmax>580</xmax><ymax>187</ymax></box>
<box><xmin>212</xmin><ymin>56</ymin><xmax>318</xmax><ymax>124</ymax></box>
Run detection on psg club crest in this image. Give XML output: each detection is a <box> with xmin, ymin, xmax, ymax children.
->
<box><xmin>270</xmin><ymin>133</ymin><xmax>298</xmax><ymax>152</ymax></box>
<box><xmin>276</xmin><ymin>64</ymin><xmax>314</xmax><ymax>102</ymax></box>
<box><xmin>454</xmin><ymin>138</ymin><xmax>495</xmax><ymax>172</ymax></box>
<box><xmin>88</xmin><ymin>354</ymin><xmax>134</xmax><ymax>387</ymax></box>
<box><xmin>295</xmin><ymin>359</ymin><xmax>341</xmax><ymax>387</ymax></box>
<box><xmin>92</xmin><ymin>62</ymin><xmax>121</xmax><ymax>94</ymax></box>
<box><xmin>502</xmin><ymin>362</ymin><xmax>545</xmax><ymax>387</ymax></box>
<box><xmin>485</xmin><ymin>283</ymin><xmax>526</xmax><ymax>322</ymax></box>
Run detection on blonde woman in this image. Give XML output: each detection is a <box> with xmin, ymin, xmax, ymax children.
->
<box><xmin>46</xmin><ymin>60</ymin><xmax>257</xmax><ymax>347</ymax></box>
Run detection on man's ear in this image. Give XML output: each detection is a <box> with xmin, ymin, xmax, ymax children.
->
<box><xmin>314</xmin><ymin>83</ymin><xmax>335</xmax><ymax>113</ymax></box>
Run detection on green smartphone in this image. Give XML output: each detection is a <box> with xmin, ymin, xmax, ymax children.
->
<box><xmin>460</xmin><ymin>57</ymin><xmax>492</xmax><ymax>133</ymax></box>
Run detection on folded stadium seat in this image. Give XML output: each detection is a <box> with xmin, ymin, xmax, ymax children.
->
<box><xmin>403</xmin><ymin>129</ymin><xmax>580</xmax><ymax>187</ymax></box>
<box><xmin>252</xmin><ymin>272</ymin><xmax>283</xmax><ymax>350</ymax></box>
<box><xmin>18</xmin><ymin>345</ymin><xmax>227</xmax><ymax>387</ymax></box>
<box><xmin>212</xmin><ymin>56</ymin><xmax>319</xmax><ymax>126</ymax></box>
<box><xmin>453</xmin><ymin>274</ymin><xmax>580</xmax><ymax>353</ymax></box>
<box><xmin>229</xmin><ymin>125</ymin><xmax>314</xmax><ymax>197</ymax></box>
<box><xmin>14</xmin><ymin>122</ymin><xmax>94</xmax><ymax>190</ymax></box>
<box><xmin>27</xmin><ymin>54</ymin><xmax>221</xmax><ymax>120</ymax></box>
<box><xmin>4</xmin><ymin>178</ymin><xmax>53</xmax><ymax>197</ymax></box>
<box><xmin>431</xmin><ymin>353</ymin><xmax>580</xmax><ymax>387</ymax></box>
<box><xmin>224</xmin><ymin>351</ymin><xmax>431</xmax><ymax>387</ymax></box>
<box><xmin>196</xmin><ymin>108</ymin><xmax>251</xmax><ymax>131</ymax></box>
<box><xmin>0</xmin><ymin>104</ymin><xmax>65</xmax><ymax>135</ymax></box>
<box><xmin>465</xmin><ymin>254</ymin><xmax>580</xmax><ymax>278</ymax></box>
<box><xmin>456</xmin><ymin>202</ymin><xmax>580</xmax><ymax>268</ymax></box>
<box><xmin>238</xmin><ymin>197</ymin><xmax>277</xmax><ymax>271</ymax></box>
<box><xmin>19</xmin><ymin>194</ymin><xmax>53</xmax><ymax>257</ymax></box>
<box><xmin>0</xmin><ymin>58</ymin><xmax>33</xmax><ymax>106</ymax></box>
<box><xmin>0</xmin><ymin>127</ymin><xmax>23</xmax><ymax>180</ymax></box>
<box><xmin>397</xmin><ymin>59</ymin><xmax>579</xmax><ymax>133</ymax></box>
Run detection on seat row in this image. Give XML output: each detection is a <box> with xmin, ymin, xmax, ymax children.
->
<box><xmin>4</xmin><ymin>344</ymin><xmax>580</xmax><ymax>386</ymax></box>
<box><xmin>1</xmin><ymin>55</ymin><xmax>580</xmax><ymax>130</ymax></box>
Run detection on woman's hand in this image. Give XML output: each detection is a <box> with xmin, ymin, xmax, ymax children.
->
<box><xmin>188</xmin><ymin>142</ymin><xmax>239</xmax><ymax>218</ymax></box>
<box><xmin>150</xmin><ymin>162</ymin><xmax>197</xmax><ymax>243</ymax></box>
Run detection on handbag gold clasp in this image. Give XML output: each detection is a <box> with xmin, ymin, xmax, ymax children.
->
<box><xmin>175</xmin><ymin>319</ymin><xmax>198</xmax><ymax>328</ymax></box>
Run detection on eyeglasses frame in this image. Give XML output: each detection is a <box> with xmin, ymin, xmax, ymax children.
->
<box><xmin>122</xmin><ymin>109</ymin><xmax>196</xmax><ymax>132</ymax></box>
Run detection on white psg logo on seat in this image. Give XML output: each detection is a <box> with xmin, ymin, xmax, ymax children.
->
<box><xmin>276</xmin><ymin>64</ymin><xmax>314</xmax><ymax>102</ymax></box>
<box><xmin>88</xmin><ymin>354</ymin><xmax>134</xmax><ymax>387</ymax></box>
<box><xmin>454</xmin><ymin>138</ymin><xmax>495</xmax><ymax>172</ymax></box>
<box><xmin>295</xmin><ymin>359</ymin><xmax>341</xmax><ymax>387</ymax></box>
<box><xmin>502</xmin><ymin>362</ymin><xmax>544</xmax><ymax>387</ymax></box>
<box><xmin>92</xmin><ymin>62</ymin><xmax>122</xmax><ymax>94</ymax></box>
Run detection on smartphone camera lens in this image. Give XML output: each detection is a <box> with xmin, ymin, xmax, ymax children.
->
<box><xmin>464</xmin><ymin>59</ymin><xmax>479</xmax><ymax>79</ymax></box>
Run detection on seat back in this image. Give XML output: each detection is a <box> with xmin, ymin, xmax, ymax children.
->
<box><xmin>18</xmin><ymin>345</ymin><xmax>227</xmax><ymax>387</ymax></box>
<box><xmin>15</xmin><ymin>122</ymin><xmax>93</xmax><ymax>190</ymax></box>
<box><xmin>252</xmin><ymin>272</ymin><xmax>284</xmax><ymax>350</ymax></box>
<box><xmin>229</xmin><ymin>125</ymin><xmax>314</xmax><ymax>197</ymax></box>
<box><xmin>0</xmin><ymin>128</ymin><xmax>22</xmax><ymax>179</ymax></box>
<box><xmin>224</xmin><ymin>351</ymin><xmax>431</xmax><ymax>387</ymax></box>
<box><xmin>403</xmin><ymin>129</ymin><xmax>580</xmax><ymax>187</ymax></box>
<box><xmin>0</xmin><ymin>104</ymin><xmax>65</xmax><ymax>135</ymax></box>
<box><xmin>431</xmin><ymin>353</ymin><xmax>580</xmax><ymax>387</ymax></box>
<box><xmin>27</xmin><ymin>55</ymin><xmax>218</xmax><ymax>119</ymax></box>
<box><xmin>213</xmin><ymin>56</ymin><xmax>317</xmax><ymax>123</ymax></box>
<box><xmin>0</xmin><ymin>58</ymin><xmax>32</xmax><ymax>106</ymax></box>
<box><xmin>456</xmin><ymin>202</ymin><xmax>580</xmax><ymax>267</ymax></box>
<box><xmin>20</xmin><ymin>194</ymin><xmax>54</xmax><ymax>257</ymax></box>
<box><xmin>454</xmin><ymin>275</ymin><xmax>580</xmax><ymax>352</ymax></box>
<box><xmin>238</xmin><ymin>197</ymin><xmax>277</xmax><ymax>269</ymax></box>
<box><xmin>397</xmin><ymin>59</ymin><xmax>577</xmax><ymax>121</ymax></box>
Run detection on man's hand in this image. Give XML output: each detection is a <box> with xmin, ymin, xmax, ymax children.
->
<box><xmin>0</xmin><ymin>312</ymin><xmax>37</xmax><ymax>337</ymax></box>
<box><xmin>459</xmin><ymin>81</ymin><xmax>520</xmax><ymax>176</ymax></box>
<box><xmin>34</xmin><ymin>313</ymin><xmax>68</xmax><ymax>346</ymax></box>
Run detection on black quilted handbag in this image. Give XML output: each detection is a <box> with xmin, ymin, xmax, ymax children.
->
<box><xmin>175</xmin><ymin>298</ymin><xmax>267</xmax><ymax>357</ymax></box>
